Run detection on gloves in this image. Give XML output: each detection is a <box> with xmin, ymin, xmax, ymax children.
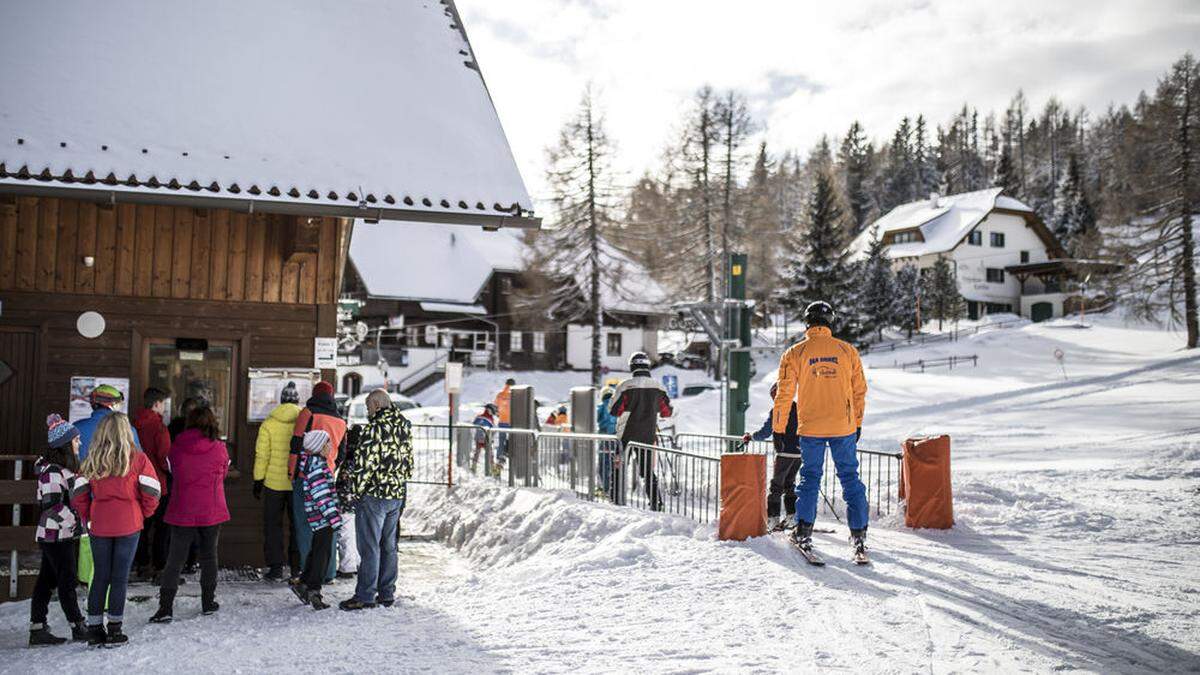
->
<box><xmin>252</xmin><ymin>480</ymin><xmax>263</xmax><ymax>500</ymax></box>
<box><xmin>855</xmin><ymin>427</ymin><xmax>862</xmax><ymax>443</ymax></box>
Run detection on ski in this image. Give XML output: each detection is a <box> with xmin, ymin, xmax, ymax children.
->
<box><xmin>852</xmin><ymin>549</ymin><xmax>870</xmax><ymax>565</ymax></box>
<box><xmin>789</xmin><ymin>536</ymin><xmax>825</xmax><ymax>566</ymax></box>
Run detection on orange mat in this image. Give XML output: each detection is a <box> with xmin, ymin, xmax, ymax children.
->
<box><xmin>901</xmin><ymin>435</ymin><xmax>954</xmax><ymax>529</ymax></box>
<box><xmin>719</xmin><ymin>453</ymin><xmax>767</xmax><ymax>540</ymax></box>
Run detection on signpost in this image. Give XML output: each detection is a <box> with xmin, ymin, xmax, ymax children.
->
<box><xmin>445</xmin><ymin>362</ymin><xmax>464</xmax><ymax>487</ymax></box>
<box><xmin>661</xmin><ymin>373</ymin><xmax>679</xmax><ymax>399</ymax></box>
<box><xmin>725</xmin><ymin>253</ymin><xmax>751</xmax><ymax>436</ymax></box>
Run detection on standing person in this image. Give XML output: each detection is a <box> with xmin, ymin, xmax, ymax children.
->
<box><xmin>149</xmin><ymin>405</ymin><xmax>229</xmax><ymax>623</ymax></box>
<box><xmin>744</xmin><ymin>382</ymin><xmax>801</xmax><ymax>531</ymax></box>
<box><xmin>167</xmin><ymin>397</ymin><xmax>204</xmax><ymax>441</ymax></box>
<box><xmin>493</xmin><ymin>378</ymin><xmax>515</xmax><ymax>468</ymax></box>
<box><xmin>289</xmin><ymin>381</ymin><xmax>345</xmax><ymax>584</ymax></box>
<box><xmin>70</xmin><ymin>413</ymin><xmax>160</xmax><ymax>647</ymax></box>
<box><xmin>291</xmin><ymin>430</ymin><xmax>342</xmax><ymax>611</ymax></box>
<box><xmin>131</xmin><ymin>387</ymin><xmax>172</xmax><ymax>581</ymax></box>
<box><xmin>596</xmin><ymin>388</ymin><xmax>617</xmax><ymax>498</ymax></box>
<box><xmin>333</xmin><ymin>424</ymin><xmax>361</xmax><ymax>580</ymax></box>
<box><xmin>772</xmin><ymin>301</ymin><xmax>869</xmax><ymax>563</ymax></box>
<box><xmin>75</xmin><ymin>384</ymin><xmax>140</xmax><ymax>460</ymax></box>
<box><xmin>609</xmin><ymin>352</ymin><xmax>673</xmax><ymax>510</ymax></box>
<box><xmin>29</xmin><ymin>415</ymin><xmax>87</xmax><ymax>646</ymax></box>
<box><xmin>252</xmin><ymin>383</ymin><xmax>301</xmax><ymax>582</ymax></box>
<box><xmin>339</xmin><ymin>389</ymin><xmax>413</xmax><ymax>611</ymax></box>
<box><xmin>470</xmin><ymin>403</ymin><xmax>498</xmax><ymax>471</ymax></box>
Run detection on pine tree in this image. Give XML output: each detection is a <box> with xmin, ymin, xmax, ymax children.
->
<box><xmin>530</xmin><ymin>87</ymin><xmax>621</xmax><ymax>386</ymax></box>
<box><xmin>893</xmin><ymin>265</ymin><xmax>922</xmax><ymax>337</ymax></box>
<box><xmin>993</xmin><ymin>141</ymin><xmax>1020</xmax><ymax>193</ymax></box>
<box><xmin>913</xmin><ymin>115</ymin><xmax>940</xmax><ymax>198</ymax></box>
<box><xmin>882</xmin><ymin>117</ymin><xmax>914</xmax><ymax>211</ymax></box>
<box><xmin>856</xmin><ymin>227</ymin><xmax>897</xmax><ymax>340</ymax></box>
<box><xmin>924</xmin><ymin>256</ymin><xmax>964</xmax><ymax>330</ymax></box>
<box><xmin>779</xmin><ymin>167</ymin><xmax>856</xmax><ymax>332</ymax></box>
<box><xmin>839</xmin><ymin>121</ymin><xmax>875</xmax><ymax>232</ymax></box>
<box><xmin>1051</xmin><ymin>152</ymin><xmax>1097</xmax><ymax>256</ymax></box>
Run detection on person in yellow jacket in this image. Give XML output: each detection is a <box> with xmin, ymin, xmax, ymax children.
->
<box><xmin>252</xmin><ymin>383</ymin><xmax>302</xmax><ymax>581</ymax></box>
<box><xmin>771</xmin><ymin>301</ymin><xmax>870</xmax><ymax>561</ymax></box>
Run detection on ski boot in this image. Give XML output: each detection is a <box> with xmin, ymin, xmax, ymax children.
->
<box><xmin>850</xmin><ymin>529</ymin><xmax>869</xmax><ymax>565</ymax></box>
<box><xmin>770</xmin><ymin>515</ymin><xmax>795</xmax><ymax>532</ymax></box>
<box><xmin>309</xmin><ymin>592</ymin><xmax>329</xmax><ymax>611</ymax></box>
<box><xmin>28</xmin><ymin>623</ymin><xmax>67</xmax><ymax>647</ymax></box>
<box><xmin>790</xmin><ymin>521</ymin><xmax>825</xmax><ymax>566</ymax></box>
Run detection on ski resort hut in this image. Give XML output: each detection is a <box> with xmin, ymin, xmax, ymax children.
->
<box><xmin>0</xmin><ymin>0</ymin><xmax>536</xmax><ymax>574</ymax></box>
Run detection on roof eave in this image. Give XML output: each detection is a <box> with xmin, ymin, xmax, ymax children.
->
<box><xmin>0</xmin><ymin>182</ymin><xmax>542</xmax><ymax>229</ymax></box>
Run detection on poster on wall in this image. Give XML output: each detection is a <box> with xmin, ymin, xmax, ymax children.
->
<box><xmin>247</xmin><ymin>369</ymin><xmax>321</xmax><ymax>422</ymax></box>
<box><xmin>314</xmin><ymin>338</ymin><xmax>338</xmax><ymax>370</ymax></box>
<box><xmin>69</xmin><ymin>376</ymin><xmax>131</xmax><ymax>423</ymax></box>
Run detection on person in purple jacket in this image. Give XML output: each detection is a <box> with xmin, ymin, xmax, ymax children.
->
<box><xmin>149</xmin><ymin>405</ymin><xmax>229</xmax><ymax>623</ymax></box>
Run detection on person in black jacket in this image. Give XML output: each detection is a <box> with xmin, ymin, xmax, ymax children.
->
<box><xmin>744</xmin><ymin>382</ymin><xmax>801</xmax><ymax>531</ymax></box>
<box><xmin>608</xmin><ymin>352</ymin><xmax>672</xmax><ymax>510</ymax></box>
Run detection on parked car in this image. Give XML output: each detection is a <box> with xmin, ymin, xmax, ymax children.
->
<box><xmin>680</xmin><ymin>382</ymin><xmax>717</xmax><ymax>397</ymax></box>
<box><xmin>347</xmin><ymin>391</ymin><xmax>420</xmax><ymax>427</ymax></box>
<box><xmin>676</xmin><ymin>353</ymin><xmax>708</xmax><ymax>370</ymax></box>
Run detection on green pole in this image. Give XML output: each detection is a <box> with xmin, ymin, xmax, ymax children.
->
<box><xmin>726</xmin><ymin>253</ymin><xmax>751</xmax><ymax>435</ymax></box>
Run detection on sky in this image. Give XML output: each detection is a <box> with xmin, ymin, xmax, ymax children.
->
<box><xmin>455</xmin><ymin>0</ymin><xmax>1200</xmax><ymax>213</ymax></box>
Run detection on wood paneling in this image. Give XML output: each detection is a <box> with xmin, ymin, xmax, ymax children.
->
<box><xmin>0</xmin><ymin>196</ymin><xmax>342</xmax><ymax>306</ymax></box>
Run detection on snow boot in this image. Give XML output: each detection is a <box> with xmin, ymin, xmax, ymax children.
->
<box><xmin>290</xmin><ymin>582</ymin><xmax>310</xmax><ymax>606</ymax></box>
<box><xmin>150</xmin><ymin>589</ymin><xmax>175</xmax><ymax>623</ymax></box>
<box><xmin>105</xmin><ymin>622</ymin><xmax>128</xmax><ymax>647</ymax></box>
<box><xmin>309</xmin><ymin>592</ymin><xmax>329</xmax><ymax>611</ymax></box>
<box><xmin>28</xmin><ymin>624</ymin><xmax>67</xmax><ymax>647</ymax></box>
<box><xmin>86</xmin><ymin>624</ymin><xmax>107</xmax><ymax>647</ymax></box>
<box><xmin>201</xmin><ymin>592</ymin><xmax>219</xmax><ymax>616</ymax></box>
<box><xmin>71</xmin><ymin>621</ymin><xmax>89</xmax><ymax>642</ymax></box>
<box><xmin>264</xmin><ymin>566</ymin><xmax>284</xmax><ymax>582</ymax></box>
<box><xmin>850</xmin><ymin>529</ymin><xmax>869</xmax><ymax>565</ymax></box>
<box><xmin>376</xmin><ymin>598</ymin><xmax>395</xmax><ymax>608</ymax></box>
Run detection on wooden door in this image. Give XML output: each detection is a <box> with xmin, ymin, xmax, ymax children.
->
<box><xmin>0</xmin><ymin>328</ymin><xmax>38</xmax><ymax>453</ymax></box>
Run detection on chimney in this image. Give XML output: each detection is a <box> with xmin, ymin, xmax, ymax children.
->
<box><xmin>929</xmin><ymin>191</ymin><xmax>940</xmax><ymax>207</ymax></box>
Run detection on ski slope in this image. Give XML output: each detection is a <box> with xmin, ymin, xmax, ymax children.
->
<box><xmin>0</xmin><ymin>314</ymin><xmax>1196</xmax><ymax>672</ymax></box>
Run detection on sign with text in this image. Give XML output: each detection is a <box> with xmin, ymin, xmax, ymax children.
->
<box><xmin>314</xmin><ymin>337</ymin><xmax>338</xmax><ymax>369</ymax></box>
<box><xmin>662</xmin><ymin>374</ymin><xmax>679</xmax><ymax>398</ymax></box>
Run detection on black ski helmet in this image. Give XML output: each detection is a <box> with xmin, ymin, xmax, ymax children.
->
<box><xmin>629</xmin><ymin>351</ymin><xmax>651</xmax><ymax>371</ymax></box>
<box><xmin>804</xmin><ymin>301</ymin><xmax>835</xmax><ymax>326</ymax></box>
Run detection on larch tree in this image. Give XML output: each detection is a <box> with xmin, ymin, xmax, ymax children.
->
<box><xmin>715</xmin><ymin>90</ymin><xmax>752</xmax><ymax>293</ymax></box>
<box><xmin>534</xmin><ymin>87</ymin><xmax>622</xmax><ymax>386</ymax></box>
<box><xmin>680</xmin><ymin>86</ymin><xmax>722</xmax><ymax>302</ymax></box>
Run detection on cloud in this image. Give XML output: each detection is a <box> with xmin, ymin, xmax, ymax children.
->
<box><xmin>455</xmin><ymin>0</ymin><xmax>1200</xmax><ymax>212</ymax></box>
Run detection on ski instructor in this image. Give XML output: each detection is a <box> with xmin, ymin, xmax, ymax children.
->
<box><xmin>772</xmin><ymin>301</ymin><xmax>870</xmax><ymax>562</ymax></box>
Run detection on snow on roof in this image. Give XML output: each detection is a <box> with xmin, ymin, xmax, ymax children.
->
<box><xmin>849</xmin><ymin>188</ymin><xmax>1032</xmax><ymax>259</ymax></box>
<box><xmin>0</xmin><ymin>0</ymin><xmax>535</xmax><ymax>226</ymax></box>
<box><xmin>595</xmin><ymin>240</ymin><xmax>671</xmax><ymax>315</ymax></box>
<box><xmin>419</xmin><ymin>302</ymin><xmax>487</xmax><ymax>316</ymax></box>
<box><xmin>350</xmin><ymin>220</ymin><xmax>527</xmax><ymax>304</ymax></box>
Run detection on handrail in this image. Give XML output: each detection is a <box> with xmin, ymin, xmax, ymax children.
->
<box><xmin>625</xmin><ymin>441</ymin><xmax>723</xmax><ymax>462</ymax></box>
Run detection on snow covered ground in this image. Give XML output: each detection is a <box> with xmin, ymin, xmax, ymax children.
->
<box><xmin>1</xmin><ymin>312</ymin><xmax>1197</xmax><ymax>672</ymax></box>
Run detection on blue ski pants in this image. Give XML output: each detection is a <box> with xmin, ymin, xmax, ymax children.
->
<box><xmin>794</xmin><ymin>433</ymin><xmax>869</xmax><ymax>531</ymax></box>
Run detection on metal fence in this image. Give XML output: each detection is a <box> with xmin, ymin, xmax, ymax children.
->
<box><xmin>417</xmin><ymin>422</ymin><xmax>902</xmax><ymax>525</ymax></box>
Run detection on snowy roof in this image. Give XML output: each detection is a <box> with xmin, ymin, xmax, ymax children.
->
<box><xmin>849</xmin><ymin>188</ymin><xmax>1041</xmax><ymax>260</ymax></box>
<box><xmin>0</xmin><ymin>0</ymin><xmax>537</xmax><ymax>228</ymax></box>
<box><xmin>419</xmin><ymin>302</ymin><xmax>487</xmax><ymax>315</ymax></box>
<box><xmin>350</xmin><ymin>220</ymin><xmax>527</xmax><ymax>303</ymax></box>
<box><xmin>592</xmin><ymin>240</ymin><xmax>671</xmax><ymax>315</ymax></box>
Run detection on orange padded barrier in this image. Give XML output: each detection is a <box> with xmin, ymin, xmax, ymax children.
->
<box><xmin>901</xmin><ymin>435</ymin><xmax>954</xmax><ymax>529</ymax></box>
<box><xmin>719</xmin><ymin>453</ymin><xmax>767</xmax><ymax>541</ymax></box>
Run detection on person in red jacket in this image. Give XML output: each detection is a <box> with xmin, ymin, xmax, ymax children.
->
<box><xmin>71</xmin><ymin>413</ymin><xmax>160</xmax><ymax>648</ymax></box>
<box><xmin>131</xmin><ymin>387</ymin><xmax>172</xmax><ymax>581</ymax></box>
<box><xmin>150</xmin><ymin>405</ymin><xmax>230</xmax><ymax>623</ymax></box>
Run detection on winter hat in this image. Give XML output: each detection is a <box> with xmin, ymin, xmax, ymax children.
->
<box><xmin>313</xmin><ymin>381</ymin><xmax>334</xmax><ymax>398</ymax></box>
<box><xmin>280</xmin><ymin>381</ymin><xmax>300</xmax><ymax>404</ymax></box>
<box><xmin>46</xmin><ymin>414</ymin><xmax>80</xmax><ymax>449</ymax></box>
<box><xmin>302</xmin><ymin>429</ymin><xmax>330</xmax><ymax>454</ymax></box>
<box><xmin>89</xmin><ymin>384</ymin><xmax>124</xmax><ymax>407</ymax></box>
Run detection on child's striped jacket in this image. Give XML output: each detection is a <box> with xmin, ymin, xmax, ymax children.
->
<box><xmin>35</xmin><ymin>458</ymin><xmax>81</xmax><ymax>542</ymax></box>
<box><xmin>297</xmin><ymin>452</ymin><xmax>342</xmax><ymax>532</ymax></box>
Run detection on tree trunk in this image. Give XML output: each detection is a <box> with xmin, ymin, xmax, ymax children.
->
<box><xmin>587</xmin><ymin>105</ymin><xmax>604</xmax><ymax>385</ymax></box>
<box><xmin>1178</xmin><ymin>62</ymin><xmax>1198</xmax><ymax>348</ymax></box>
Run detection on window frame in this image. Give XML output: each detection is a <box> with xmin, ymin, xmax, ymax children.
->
<box><xmin>532</xmin><ymin>331</ymin><xmax>546</xmax><ymax>353</ymax></box>
<box><xmin>967</xmin><ymin>230</ymin><xmax>982</xmax><ymax>246</ymax></box>
<box><xmin>985</xmin><ymin>267</ymin><xmax>1006</xmax><ymax>284</ymax></box>
<box><xmin>990</xmin><ymin>232</ymin><xmax>1006</xmax><ymax>248</ymax></box>
<box><xmin>509</xmin><ymin>330</ymin><xmax>522</xmax><ymax>352</ymax></box>
<box><xmin>606</xmin><ymin>332</ymin><xmax>623</xmax><ymax>358</ymax></box>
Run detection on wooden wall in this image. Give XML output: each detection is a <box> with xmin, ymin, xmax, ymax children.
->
<box><xmin>0</xmin><ymin>195</ymin><xmax>352</xmax><ymax>566</ymax></box>
<box><xmin>0</xmin><ymin>196</ymin><xmax>344</xmax><ymax>305</ymax></box>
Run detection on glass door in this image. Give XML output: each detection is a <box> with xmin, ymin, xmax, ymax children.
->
<box><xmin>145</xmin><ymin>340</ymin><xmax>236</xmax><ymax>441</ymax></box>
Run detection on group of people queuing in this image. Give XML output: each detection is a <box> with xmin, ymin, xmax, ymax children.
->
<box><xmin>28</xmin><ymin>378</ymin><xmax>414</xmax><ymax>648</ymax></box>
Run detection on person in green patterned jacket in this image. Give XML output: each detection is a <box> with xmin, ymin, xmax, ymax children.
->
<box><xmin>339</xmin><ymin>389</ymin><xmax>412</xmax><ymax>611</ymax></box>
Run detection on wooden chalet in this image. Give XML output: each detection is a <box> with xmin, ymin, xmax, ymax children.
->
<box><xmin>0</xmin><ymin>0</ymin><xmax>535</xmax><ymax>577</ymax></box>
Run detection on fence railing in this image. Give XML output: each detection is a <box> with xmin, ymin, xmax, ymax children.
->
<box><xmin>415</xmin><ymin>423</ymin><xmax>903</xmax><ymax>525</ymax></box>
<box><xmin>858</xmin><ymin>317</ymin><xmax>1024</xmax><ymax>355</ymax></box>
<box><xmin>873</xmin><ymin>354</ymin><xmax>978</xmax><ymax>372</ymax></box>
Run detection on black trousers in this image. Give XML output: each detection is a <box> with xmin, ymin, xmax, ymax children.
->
<box><xmin>613</xmin><ymin>444</ymin><xmax>663</xmax><ymax>511</ymax></box>
<box><xmin>160</xmin><ymin>524</ymin><xmax>220</xmax><ymax>601</ymax></box>
<box><xmin>30</xmin><ymin>540</ymin><xmax>84</xmax><ymax>626</ymax></box>
<box><xmin>135</xmin><ymin>493</ymin><xmax>171</xmax><ymax>572</ymax></box>
<box><xmin>302</xmin><ymin>527</ymin><xmax>335</xmax><ymax>592</ymax></box>
<box><xmin>768</xmin><ymin>454</ymin><xmax>803</xmax><ymax>518</ymax></box>
<box><xmin>263</xmin><ymin>487</ymin><xmax>300</xmax><ymax>576</ymax></box>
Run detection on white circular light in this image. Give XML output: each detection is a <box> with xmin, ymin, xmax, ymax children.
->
<box><xmin>77</xmin><ymin>311</ymin><xmax>106</xmax><ymax>339</ymax></box>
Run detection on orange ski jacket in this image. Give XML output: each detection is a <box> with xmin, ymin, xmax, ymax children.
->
<box><xmin>772</xmin><ymin>326</ymin><xmax>867</xmax><ymax>438</ymax></box>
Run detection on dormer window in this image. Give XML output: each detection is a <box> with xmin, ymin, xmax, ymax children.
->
<box><xmin>892</xmin><ymin>230</ymin><xmax>919</xmax><ymax>244</ymax></box>
<box><xmin>968</xmin><ymin>231</ymin><xmax>982</xmax><ymax>246</ymax></box>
